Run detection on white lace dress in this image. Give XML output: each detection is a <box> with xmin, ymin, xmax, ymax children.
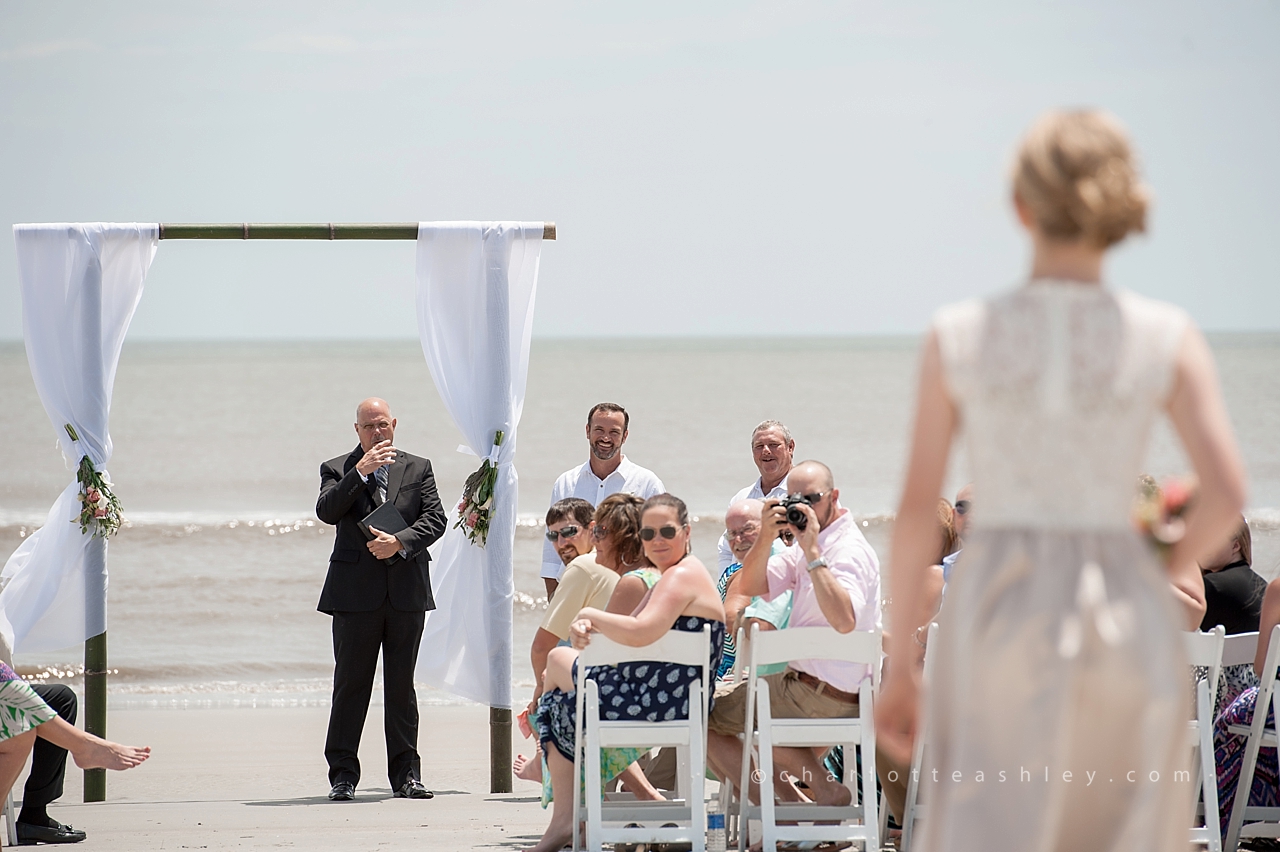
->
<box><xmin>922</xmin><ymin>280</ymin><xmax>1194</xmax><ymax>851</ymax></box>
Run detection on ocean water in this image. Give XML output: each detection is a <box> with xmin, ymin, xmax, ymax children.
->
<box><xmin>1</xmin><ymin>335</ymin><xmax>1278</xmax><ymax>706</ymax></box>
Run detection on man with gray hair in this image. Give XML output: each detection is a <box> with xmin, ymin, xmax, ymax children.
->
<box><xmin>717</xmin><ymin>420</ymin><xmax>795</xmax><ymax>572</ymax></box>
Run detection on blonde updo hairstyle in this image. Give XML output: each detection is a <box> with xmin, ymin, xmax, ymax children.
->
<box><xmin>1012</xmin><ymin>110</ymin><xmax>1149</xmax><ymax>249</ymax></box>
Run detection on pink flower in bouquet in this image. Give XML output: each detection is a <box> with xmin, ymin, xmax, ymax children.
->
<box><xmin>467</xmin><ymin>512</ymin><xmax>479</xmax><ymax>527</ymax></box>
<box><xmin>86</xmin><ymin>487</ymin><xmax>101</xmax><ymax>504</ymax></box>
<box><xmin>94</xmin><ymin>507</ymin><xmax>108</xmax><ymax>518</ymax></box>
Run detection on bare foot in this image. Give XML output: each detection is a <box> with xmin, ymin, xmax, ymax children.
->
<box><xmin>522</xmin><ymin>824</ymin><xmax>572</xmax><ymax>852</ymax></box>
<box><xmin>71</xmin><ymin>738</ymin><xmax>151</xmax><ymax>771</ymax></box>
<box><xmin>514</xmin><ymin>752</ymin><xmax>543</xmax><ymax>782</ymax></box>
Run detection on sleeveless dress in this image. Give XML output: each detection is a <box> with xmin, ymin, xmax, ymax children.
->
<box><xmin>0</xmin><ymin>661</ymin><xmax>57</xmax><ymax>741</ymax></box>
<box><xmin>535</xmin><ymin>615</ymin><xmax>725</xmax><ymax>768</ymax></box>
<box><xmin>537</xmin><ymin>566</ymin><xmax>665</xmax><ymax>807</ymax></box>
<box><xmin>922</xmin><ymin>281</ymin><xmax>1193</xmax><ymax>851</ymax></box>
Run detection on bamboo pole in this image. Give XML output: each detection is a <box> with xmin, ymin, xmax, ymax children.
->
<box><xmin>158</xmin><ymin>222</ymin><xmax>556</xmax><ymax>241</ymax></box>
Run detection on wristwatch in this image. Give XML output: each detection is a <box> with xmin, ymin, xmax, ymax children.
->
<box><xmin>806</xmin><ymin>556</ymin><xmax>828</xmax><ymax>572</ymax></box>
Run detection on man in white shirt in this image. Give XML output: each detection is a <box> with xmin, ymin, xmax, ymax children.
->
<box><xmin>706</xmin><ymin>460</ymin><xmax>881</xmax><ymax>808</ymax></box>
<box><xmin>540</xmin><ymin>403</ymin><xmax>664</xmax><ymax>597</ymax></box>
<box><xmin>716</xmin><ymin>420</ymin><xmax>795</xmax><ymax>573</ymax></box>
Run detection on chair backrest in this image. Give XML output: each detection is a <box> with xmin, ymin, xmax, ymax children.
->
<box><xmin>1222</xmin><ymin>631</ymin><xmax>1260</xmax><ymax>667</ymax></box>
<box><xmin>747</xmin><ymin>625</ymin><xmax>881</xmax><ymax>669</ymax></box>
<box><xmin>578</xmin><ymin>625</ymin><xmax>710</xmax><ymax>670</ymax></box>
<box><xmin>1184</xmin><ymin>626</ymin><xmax>1226</xmax><ymax>700</ymax></box>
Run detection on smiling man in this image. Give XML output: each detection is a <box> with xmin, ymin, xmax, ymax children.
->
<box><xmin>717</xmin><ymin>420</ymin><xmax>796</xmax><ymax>572</ymax></box>
<box><xmin>539</xmin><ymin>403</ymin><xmax>664</xmax><ymax>598</ymax></box>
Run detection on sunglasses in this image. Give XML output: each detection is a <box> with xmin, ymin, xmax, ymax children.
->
<box><xmin>545</xmin><ymin>525</ymin><xmax>582</xmax><ymax>542</ymax></box>
<box><xmin>639</xmin><ymin>525</ymin><xmax>682</xmax><ymax>542</ymax></box>
<box><xmin>955</xmin><ymin>500</ymin><xmax>971</xmax><ymax>515</ymax></box>
<box><xmin>790</xmin><ymin>491</ymin><xmax>827</xmax><ymax>505</ymax></box>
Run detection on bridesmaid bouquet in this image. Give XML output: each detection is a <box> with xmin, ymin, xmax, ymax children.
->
<box><xmin>454</xmin><ymin>430</ymin><xmax>503</xmax><ymax>548</ymax></box>
<box><xmin>1133</xmin><ymin>474</ymin><xmax>1196</xmax><ymax>563</ymax></box>
<box><xmin>65</xmin><ymin>424</ymin><xmax>124</xmax><ymax>539</ymax></box>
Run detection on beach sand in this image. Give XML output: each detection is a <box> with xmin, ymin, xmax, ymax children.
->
<box><xmin>12</xmin><ymin>705</ymin><xmax>550</xmax><ymax>851</ymax></box>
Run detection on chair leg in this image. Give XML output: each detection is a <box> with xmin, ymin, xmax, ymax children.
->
<box><xmin>756</xmin><ymin>683</ymin><xmax>777</xmax><ymax>852</ymax></box>
<box><xmin>4</xmin><ymin>792</ymin><xmax>16</xmax><ymax>847</ymax></box>
<box><xmin>1198</xmin><ymin>680</ymin><xmax>1223</xmax><ymax>852</ymax></box>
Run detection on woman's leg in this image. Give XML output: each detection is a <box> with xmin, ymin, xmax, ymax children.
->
<box><xmin>615</xmin><ymin>761</ymin><xmax>665</xmax><ymax>801</ymax></box>
<box><xmin>524</xmin><ymin>745</ymin><xmax>577</xmax><ymax>852</ymax></box>
<box><xmin>0</xmin><ymin>730</ymin><xmax>38</xmax><ymax>804</ymax></box>
<box><xmin>541</xmin><ymin>647</ymin><xmax>579</xmax><ymax>695</ymax></box>
<box><xmin>34</xmin><ymin>716</ymin><xmax>150</xmax><ymax>771</ymax></box>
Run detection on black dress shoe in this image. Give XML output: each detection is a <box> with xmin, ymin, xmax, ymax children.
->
<box><xmin>394</xmin><ymin>778</ymin><xmax>434</xmax><ymax>799</ymax></box>
<box><xmin>16</xmin><ymin>820</ymin><xmax>87</xmax><ymax>844</ymax></box>
<box><xmin>328</xmin><ymin>780</ymin><xmax>356</xmax><ymax>801</ymax></box>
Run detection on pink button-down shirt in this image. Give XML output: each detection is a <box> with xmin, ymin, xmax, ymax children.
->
<box><xmin>765</xmin><ymin>508</ymin><xmax>881</xmax><ymax>693</ymax></box>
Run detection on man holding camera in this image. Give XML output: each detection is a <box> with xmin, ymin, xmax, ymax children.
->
<box><xmin>706</xmin><ymin>460</ymin><xmax>881</xmax><ymax>808</ymax></box>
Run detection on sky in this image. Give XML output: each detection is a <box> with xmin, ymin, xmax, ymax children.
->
<box><xmin>1</xmin><ymin>1</ymin><xmax>1277</xmax><ymax>340</ymax></box>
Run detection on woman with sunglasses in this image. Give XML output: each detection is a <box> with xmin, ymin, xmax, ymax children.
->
<box><xmin>525</xmin><ymin>494</ymin><xmax>726</xmax><ymax>852</ymax></box>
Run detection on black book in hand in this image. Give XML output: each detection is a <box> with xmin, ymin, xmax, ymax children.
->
<box><xmin>359</xmin><ymin>501</ymin><xmax>410</xmax><ymax>566</ymax></box>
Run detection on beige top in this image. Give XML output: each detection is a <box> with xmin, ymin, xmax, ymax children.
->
<box><xmin>540</xmin><ymin>553</ymin><xmax>619</xmax><ymax>640</ymax></box>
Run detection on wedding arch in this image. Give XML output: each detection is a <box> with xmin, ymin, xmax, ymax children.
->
<box><xmin>0</xmin><ymin>220</ymin><xmax>556</xmax><ymax>799</ymax></box>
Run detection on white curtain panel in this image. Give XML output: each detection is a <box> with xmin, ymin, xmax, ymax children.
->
<box><xmin>414</xmin><ymin>222</ymin><xmax>542</xmax><ymax>708</ymax></box>
<box><xmin>0</xmin><ymin>224</ymin><xmax>157</xmax><ymax>653</ymax></box>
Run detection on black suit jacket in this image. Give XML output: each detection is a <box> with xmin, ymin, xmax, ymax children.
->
<box><xmin>316</xmin><ymin>445</ymin><xmax>448</xmax><ymax>615</ymax></box>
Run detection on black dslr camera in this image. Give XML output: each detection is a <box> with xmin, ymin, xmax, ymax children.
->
<box><xmin>777</xmin><ymin>493</ymin><xmax>814</xmax><ymax>532</ymax></box>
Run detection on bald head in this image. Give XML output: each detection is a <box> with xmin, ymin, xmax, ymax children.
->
<box><xmin>354</xmin><ymin>398</ymin><xmax>396</xmax><ymax>452</ymax></box>
<box><xmin>725</xmin><ymin>498</ymin><xmax>765</xmax><ymax>560</ymax></box>
<box><xmin>788</xmin><ymin>460</ymin><xmax>834</xmax><ymax>494</ymax></box>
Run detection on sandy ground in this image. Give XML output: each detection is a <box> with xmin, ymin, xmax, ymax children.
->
<box><xmin>7</xmin><ymin>704</ymin><xmax>552</xmax><ymax>851</ymax></box>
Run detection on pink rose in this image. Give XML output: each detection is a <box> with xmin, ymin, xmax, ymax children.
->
<box><xmin>467</xmin><ymin>512</ymin><xmax>479</xmax><ymax>527</ymax></box>
<box><xmin>94</xmin><ymin>508</ymin><xmax>108</xmax><ymax>519</ymax></box>
<box><xmin>86</xmin><ymin>487</ymin><xmax>101</xmax><ymax>504</ymax></box>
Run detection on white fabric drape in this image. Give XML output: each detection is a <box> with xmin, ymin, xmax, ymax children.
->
<box><xmin>414</xmin><ymin>222</ymin><xmax>542</xmax><ymax>708</ymax></box>
<box><xmin>0</xmin><ymin>224</ymin><xmax>157</xmax><ymax>653</ymax></box>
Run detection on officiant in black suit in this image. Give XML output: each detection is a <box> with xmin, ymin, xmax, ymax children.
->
<box><xmin>317</xmin><ymin>397</ymin><xmax>447</xmax><ymax>802</ymax></box>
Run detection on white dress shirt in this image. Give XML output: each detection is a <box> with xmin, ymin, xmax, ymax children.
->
<box><xmin>717</xmin><ymin>474</ymin><xmax>790</xmax><ymax>573</ymax></box>
<box><xmin>541</xmin><ymin>456</ymin><xmax>665</xmax><ymax>580</ymax></box>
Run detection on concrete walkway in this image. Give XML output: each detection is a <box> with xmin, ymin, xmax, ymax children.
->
<box><xmin>12</xmin><ymin>705</ymin><xmax>550</xmax><ymax>851</ymax></box>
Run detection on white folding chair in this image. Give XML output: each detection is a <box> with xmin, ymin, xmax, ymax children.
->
<box><xmin>572</xmin><ymin>624</ymin><xmax>713</xmax><ymax>852</ymax></box>
<box><xmin>899</xmin><ymin>622</ymin><xmax>940</xmax><ymax>852</ymax></box>
<box><xmin>1186</xmin><ymin>627</ymin><xmax>1226</xmax><ymax>852</ymax></box>
<box><xmin>4</xmin><ymin>792</ymin><xmax>16</xmax><ymax>847</ymax></box>
<box><xmin>736</xmin><ymin>624</ymin><xmax>881</xmax><ymax>852</ymax></box>
<box><xmin>1225</xmin><ymin>624</ymin><xmax>1280</xmax><ymax>852</ymax></box>
<box><xmin>720</xmin><ymin>627</ymin><xmax>749</xmax><ymax>850</ymax></box>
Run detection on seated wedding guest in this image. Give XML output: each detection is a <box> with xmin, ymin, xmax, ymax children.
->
<box><xmin>876</xmin><ymin>498</ymin><xmax>954</xmax><ymax>826</ymax></box>
<box><xmin>717</xmin><ymin>421</ymin><xmax>796</xmax><ymax>573</ymax></box>
<box><xmin>705</xmin><ymin>460</ymin><xmax>880</xmax><ymax>809</ymax></box>
<box><xmin>941</xmin><ymin>484</ymin><xmax>971</xmax><ymax>582</ymax></box>
<box><xmin>1201</xmin><ymin>516</ymin><xmax>1263</xmax><ymax>635</ymax></box>
<box><xmin>0</xmin><ymin>634</ymin><xmax>94</xmax><ymax>844</ymax></box>
<box><xmin>1214</xmin><ymin>577</ymin><xmax>1280</xmax><ymax>843</ymax></box>
<box><xmin>1202</xmin><ymin>516</ymin><xmax>1266</xmax><ymax>712</ymax></box>
<box><xmin>718</xmin><ymin>499</ymin><xmax>793</xmax><ymax>682</ymax></box>
<box><xmin>0</xmin><ymin>661</ymin><xmax>150</xmax><ymax>818</ymax></box>
<box><xmin>526</xmin><ymin>494</ymin><xmax>725</xmax><ymax>852</ymax></box>
<box><xmin>514</xmin><ymin>494</ymin><xmax>649</xmax><ymax>787</ymax></box>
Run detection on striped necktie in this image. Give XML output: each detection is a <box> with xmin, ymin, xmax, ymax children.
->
<box><xmin>374</xmin><ymin>465</ymin><xmax>389</xmax><ymax>504</ymax></box>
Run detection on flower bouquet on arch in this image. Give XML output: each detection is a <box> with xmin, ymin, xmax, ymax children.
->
<box><xmin>1133</xmin><ymin>473</ymin><xmax>1196</xmax><ymax>563</ymax></box>
<box><xmin>65</xmin><ymin>424</ymin><xmax>124</xmax><ymax>539</ymax></box>
<box><xmin>454</xmin><ymin>431</ymin><xmax>504</xmax><ymax>548</ymax></box>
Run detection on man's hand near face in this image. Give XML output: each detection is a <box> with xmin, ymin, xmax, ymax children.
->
<box><xmin>357</xmin><ymin>440</ymin><xmax>397</xmax><ymax>476</ymax></box>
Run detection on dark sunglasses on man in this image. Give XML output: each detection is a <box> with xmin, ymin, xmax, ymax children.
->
<box><xmin>639</xmin><ymin>525</ymin><xmax>681</xmax><ymax>542</ymax></box>
<box><xmin>545</xmin><ymin>525</ymin><xmax>581</xmax><ymax>542</ymax></box>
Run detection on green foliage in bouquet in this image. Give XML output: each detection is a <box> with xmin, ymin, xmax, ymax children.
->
<box><xmin>65</xmin><ymin>424</ymin><xmax>124</xmax><ymax>539</ymax></box>
<box><xmin>454</xmin><ymin>431</ymin><xmax>504</xmax><ymax>547</ymax></box>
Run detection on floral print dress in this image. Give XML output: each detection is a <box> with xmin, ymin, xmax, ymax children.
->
<box><xmin>0</xmin><ymin>661</ymin><xmax>57</xmax><ymax>741</ymax></box>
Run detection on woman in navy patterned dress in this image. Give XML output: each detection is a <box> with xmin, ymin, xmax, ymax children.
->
<box><xmin>526</xmin><ymin>494</ymin><xmax>726</xmax><ymax>852</ymax></box>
